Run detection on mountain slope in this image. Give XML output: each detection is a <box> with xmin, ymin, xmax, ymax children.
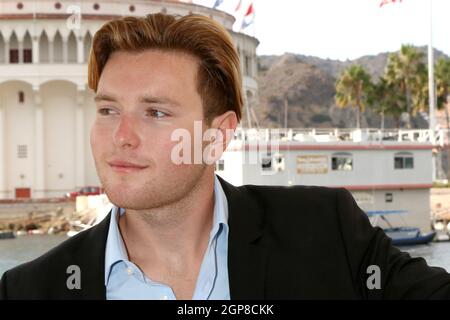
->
<box><xmin>251</xmin><ymin>47</ymin><xmax>449</xmax><ymax>128</ymax></box>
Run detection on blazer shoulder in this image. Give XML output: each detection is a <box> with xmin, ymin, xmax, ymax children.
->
<box><xmin>241</xmin><ymin>183</ymin><xmax>348</xmax><ymax>209</ymax></box>
<box><xmin>238</xmin><ymin>184</ymin><xmax>358</xmax><ymax>232</ymax></box>
<box><xmin>1</xmin><ymin>213</ymin><xmax>110</xmax><ymax>299</ymax></box>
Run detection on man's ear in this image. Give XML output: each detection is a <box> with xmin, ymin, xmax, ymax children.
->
<box><xmin>212</xmin><ymin>110</ymin><xmax>238</xmax><ymax>147</ymax></box>
<box><xmin>206</xmin><ymin>111</ymin><xmax>238</xmax><ymax>162</ymax></box>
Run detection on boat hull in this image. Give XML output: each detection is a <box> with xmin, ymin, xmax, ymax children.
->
<box><xmin>0</xmin><ymin>231</ymin><xmax>15</xmax><ymax>240</ymax></box>
<box><xmin>389</xmin><ymin>231</ymin><xmax>436</xmax><ymax>246</ymax></box>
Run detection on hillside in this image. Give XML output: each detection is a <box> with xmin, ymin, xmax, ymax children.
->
<box><xmin>250</xmin><ymin>47</ymin><xmax>449</xmax><ymax>128</ymax></box>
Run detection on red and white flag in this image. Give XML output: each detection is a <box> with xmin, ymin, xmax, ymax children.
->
<box><xmin>244</xmin><ymin>2</ymin><xmax>254</xmax><ymax>16</ymax></box>
<box><xmin>379</xmin><ymin>0</ymin><xmax>402</xmax><ymax>8</ymax></box>
<box><xmin>234</xmin><ymin>0</ymin><xmax>242</xmax><ymax>12</ymax></box>
<box><xmin>241</xmin><ymin>2</ymin><xmax>255</xmax><ymax>30</ymax></box>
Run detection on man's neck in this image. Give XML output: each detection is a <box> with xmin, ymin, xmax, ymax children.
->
<box><xmin>117</xmin><ymin>170</ymin><xmax>216</xmax><ymax>295</ymax></box>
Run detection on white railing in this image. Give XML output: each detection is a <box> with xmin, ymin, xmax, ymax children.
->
<box><xmin>234</xmin><ymin>128</ymin><xmax>450</xmax><ymax>147</ymax></box>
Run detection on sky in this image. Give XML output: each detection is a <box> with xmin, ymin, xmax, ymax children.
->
<box><xmin>193</xmin><ymin>0</ymin><xmax>450</xmax><ymax>61</ymax></box>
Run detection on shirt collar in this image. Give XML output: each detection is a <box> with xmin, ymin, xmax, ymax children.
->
<box><xmin>211</xmin><ymin>174</ymin><xmax>229</xmax><ymax>236</ymax></box>
<box><xmin>104</xmin><ymin>175</ymin><xmax>229</xmax><ymax>286</ymax></box>
<box><xmin>104</xmin><ymin>206</ymin><xmax>128</xmax><ymax>285</ymax></box>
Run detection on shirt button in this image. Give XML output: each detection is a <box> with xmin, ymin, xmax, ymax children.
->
<box><xmin>126</xmin><ymin>268</ymin><xmax>134</xmax><ymax>275</ymax></box>
<box><xmin>160</xmin><ymin>295</ymin><xmax>168</xmax><ymax>300</ymax></box>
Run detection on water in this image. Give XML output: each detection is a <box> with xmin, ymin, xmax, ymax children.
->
<box><xmin>0</xmin><ymin>235</ymin><xmax>68</xmax><ymax>277</ymax></box>
<box><xmin>402</xmin><ymin>242</ymin><xmax>450</xmax><ymax>272</ymax></box>
<box><xmin>1</xmin><ymin>235</ymin><xmax>450</xmax><ymax>278</ymax></box>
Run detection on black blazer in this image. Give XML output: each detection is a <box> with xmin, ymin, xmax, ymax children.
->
<box><xmin>1</xmin><ymin>176</ymin><xmax>450</xmax><ymax>299</ymax></box>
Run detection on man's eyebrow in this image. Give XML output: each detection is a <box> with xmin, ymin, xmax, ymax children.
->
<box><xmin>94</xmin><ymin>93</ymin><xmax>180</xmax><ymax>107</ymax></box>
<box><xmin>94</xmin><ymin>93</ymin><xmax>117</xmax><ymax>103</ymax></box>
<box><xmin>139</xmin><ymin>95</ymin><xmax>181</xmax><ymax>107</ymax></box>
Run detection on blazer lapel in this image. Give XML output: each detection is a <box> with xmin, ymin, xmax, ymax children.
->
<box><xmin>218</xmin><ymin>176</ymin><xmax>268</xmax><ymax>299</ymax></box>
<box><xmin>79</xmin><ymin>211</ymin><xmax>111</xmax><ymax>299</ymax></box>
<box><xmin>59</xmin><ymin>210</ymin><xmax>111</xmax><ymax>299</ymax></box>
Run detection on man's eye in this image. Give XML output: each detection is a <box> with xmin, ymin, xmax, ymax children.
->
<box><xmin>147</xmin><ymin>109</ymin><xmax>168</xmax><ymax>119</ymax></box>
<box><xmin>98</xmin><ymin>108</ymin><xmax>116</xmax><ymax>116</ymax></box>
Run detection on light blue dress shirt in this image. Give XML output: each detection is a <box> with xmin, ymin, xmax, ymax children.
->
<box><xmin>104</xmin><ymin>175</ymin><xmax>230</xmax><ymax>300</ymax></box>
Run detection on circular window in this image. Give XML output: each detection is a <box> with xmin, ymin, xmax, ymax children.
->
<box><xmin>93</xmin><ymin>3</ymin><xmax>100</xmax><ymax>10</ymax></box>
<box><xmin>55</xmin><ymin>2</ymin><xmax>61</xmax><ymax>10</ymax></box>
<box><xmin>129</xmin><ymin>5</ymin><xmax>135</xmax><ymax>12</ymax></box>
<box><xmin>17</xmin><ymin>2</ymin><xmax>24</xmax><ymax>10</ymax></box>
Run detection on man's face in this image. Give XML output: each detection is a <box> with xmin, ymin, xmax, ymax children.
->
<box><xmin>91</xmin><ymin>50</ymin><xmax>209</xmax><ymax>210</ymax></box>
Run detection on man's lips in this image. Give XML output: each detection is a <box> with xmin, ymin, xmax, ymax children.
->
<box><xmin>108</xmin><ymin>160</ymin><xmax>149</xmax><ymax>173</ymax></box>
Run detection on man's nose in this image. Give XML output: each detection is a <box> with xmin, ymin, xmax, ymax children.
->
<box><xmin>113</xmin><ymin>114</ymin><xmax>140</xmax><ymax>148</ymax></box>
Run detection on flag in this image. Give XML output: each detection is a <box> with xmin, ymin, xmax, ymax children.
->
<box><xmin>241</xmin><ymin>2</ymin><xmax>255</xmax><ymax>30</ymax></box>
<box><xmin>213</xmin><ymin>0</ymin><xmax>223</xmax><ymax>9</ymax></box>
<box><xmin>241</xmin><ymin>16</ymin><xmax>254</xmax><ymax>30</ymax></box>
<box><xmin>379</xmin><ymin>0</ymin><xmax>402</xmax><ymax>8</ymax></box>
<box><xmin>235</xmin><ymin>0</ymin><xmax>242</xmax><ymax>12</ymax></box>
<box><xmin>244</xmin><ymin>3</ymin><xmax>254</xmax><ymax>16</ymax></box>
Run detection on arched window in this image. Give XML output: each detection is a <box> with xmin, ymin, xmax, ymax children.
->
<box><xmin>244</xmin><ymin>54</ymin><xmax>251</xmax><ymax>77</ymax></box>
<box><xmin>67</xmin><ymin>31</ymin><xmax>77</xmax><ymax>63</ymax></box>
<box><xmin>53</xmin><ymin>31</ymin><xmax>63</xmax><ymax>63</ymax></box>
<box><xmin>39</xmin><ymin>31</ymin><xmax>49</xmax><ymax>63</ymax></box>
<box><xmin>0</xmin><ymin>33</ymin><xmax>5</xmax><ymax>63</ymax></box>
<box><xmin>83</xmin><ymin>32</ymin><xmax>92</xmax><ymax>63</ymax></box>
<box><xmin>9</xmin><ymin>32</ymin><xmax>19</xmax><ymax>63</ymax></box>
<box><xmin>23</xmin><ymin>31</ymin><xmax>32</xmax><ymax>63</ymax></box>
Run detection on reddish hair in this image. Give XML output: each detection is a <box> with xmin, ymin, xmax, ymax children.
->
<box><xmin>88</xmin><ymin>13</ymin><xmax>243</xmax><ymax>122</ymax></box>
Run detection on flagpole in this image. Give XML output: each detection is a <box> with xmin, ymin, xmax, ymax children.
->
<box><xmin>428</xmin><ymin>0</ymin><xmax>435</xmax><ymax>131</ymax></box>
<box><xmin>252</xmin><ymin>7</ymin><xmax>256</xmax><ymax>38</ymax></box>
<box><xmin>428</xmin><ymin>0</ymin><xmax>437</xmax><ymax>183</ymax></box>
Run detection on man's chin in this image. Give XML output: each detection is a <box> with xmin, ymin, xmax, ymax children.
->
<box><xmin>104</xmin><ymin>187</ymin><xmax>157</xmax><ymax>210</ymax></box>
<box><xmin>107</xmin><ymin>195</ymin><xmax>150</xmax><ymax>210</ymax></box>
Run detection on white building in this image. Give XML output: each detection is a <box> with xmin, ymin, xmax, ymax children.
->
<box><xmin>0</xmin><ymin>0</ymin><xmax>259</xmax><ymax>199</ymax></box>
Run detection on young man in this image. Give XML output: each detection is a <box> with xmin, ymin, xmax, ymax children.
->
<box><xmin>1</xmin><ymin>13</ymin><xmax>450</xmax><ymax>300</ymax></box>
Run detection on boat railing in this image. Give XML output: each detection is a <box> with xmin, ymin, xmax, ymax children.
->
<box><xmin>233</xmin><ymin>128</ymin><xmax>450</xmax><ymax>147</ymax></box>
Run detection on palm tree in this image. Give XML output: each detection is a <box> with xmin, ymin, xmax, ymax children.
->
<box><xmin>385</xmin><ymin>45</ymin><xmax>425</xmax><ymax>128</ymax></box>
<box><xmin>373</xmin><ymin>76</ymin><xmax>406</xmax><ymax>129</ymax></box>
<box><xmin>411</xmin><ymin>63</ymin><xmax>429</xmax><ymax>119</ymax></box>
<box><xmin>335</xmin><ymin>65</ymin><xmax>374</xmax><ymax>128</ymax></box>
<box><xmin>435</xmin><ymin>57</ymin><xmax>450</xmax><ymax>130</ymax></box>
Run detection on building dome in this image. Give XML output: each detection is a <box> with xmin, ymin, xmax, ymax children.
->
<box><xmin>0</xmin><ymin>0</ymin><xmax>259</xmax><ymax>199</ymax></box>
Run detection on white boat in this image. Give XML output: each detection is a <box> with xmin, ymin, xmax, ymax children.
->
<box><xmin>216</xmin><ymin>127</ymin><xmax>448</xmax><ymax>233</ymax></box>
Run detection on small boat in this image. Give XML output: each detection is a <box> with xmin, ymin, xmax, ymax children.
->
<box><xmin>0</xmin><ymin>230</ymin><xmax>16</xmax><ymax>240</ymax></box>
<box><xmin>383</xmin><ymin>227</ymin><xmax>436</xmax><ymax>246</ymax></box>
<box><xmin>366</xmin><ymin>210</ymin><xmax>435</xmax><ymax>246</ymax></box>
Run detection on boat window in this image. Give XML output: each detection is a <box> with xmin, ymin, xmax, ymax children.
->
<box><xmin>215</xmin><ymin>159</ymin><xmax>225</xmax><ymax>171</ymax></box>
<box><xmin>273</xmin><ymin>153</ymin><xmax>285</xmax><ymax>172</ymax></box>
<box><xmin>260</xmin><ymin>153</ymin><xmax>285</xmax><ymax>173</ymax></box>
<box><xmin>385</xmin><ymin>193</ymin><xmax>393</xmax><ymax>203</ymax></box>
<box><xmin>261</xmin><ymin>156</ymin><xmax>272</xmax><ymax>171</ymax></box>
<box><xmin>332</xmin><ymin>152</ymin><xmax>353</xmax><ymax>171</ymax></box>
<box><xmin>394</xmin><ymin>152</ymin><xmax>414</xmax><ymax>169</ymax></box>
